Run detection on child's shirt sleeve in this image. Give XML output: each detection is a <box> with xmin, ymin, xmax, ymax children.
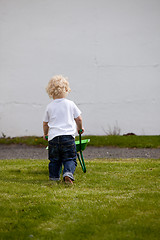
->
<box><xmin>72</xmin><ymin>102</ymin><xmax>81</xmax><ymax>119</ymax></box>
<box><xmin>43</xmin><ymin>107</ymin><xmax>49</xmax><ymax>122</ymax></box>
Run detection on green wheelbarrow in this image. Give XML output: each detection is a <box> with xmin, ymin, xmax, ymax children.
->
<box><xmin>45</xmin><ymin>130</ymin><xmax>90</xmax><ymax>173</ymax></box>
<box><xmin>75</xmin><ymin>130</ymin><xmax>90</xmax><ymax>173</ymax></box>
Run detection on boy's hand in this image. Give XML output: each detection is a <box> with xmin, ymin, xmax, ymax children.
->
<box><xmin>43</xmin><ymin>135</ymin><xmax>48</xmax><ymax>141</ymax></box>
<box><xmin>78</xmin><ymin>128</ymin><xmax>84</xmax><ymax>134</ymax></box>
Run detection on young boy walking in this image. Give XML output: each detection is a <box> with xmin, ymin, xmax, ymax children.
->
<box><xmin>43</xmin><ymin>75</ymin><xmax>84</xmax><ymax>184</ymax></box>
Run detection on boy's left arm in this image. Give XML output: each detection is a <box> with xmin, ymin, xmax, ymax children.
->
<box><xmin>43</xmin><ymin>121</ymin><xmax>49</xmax><ymax>140</ymax></box>
<box><xmin>74</xmin><ymin>115</ymin><xmax>84</xmax><ymax>134</ymax></box>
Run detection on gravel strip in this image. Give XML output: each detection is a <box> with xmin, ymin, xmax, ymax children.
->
<box><xmin>0</xmin><ymin>144</ymin><xmax>159</xmax><ymax>159</ymax></box>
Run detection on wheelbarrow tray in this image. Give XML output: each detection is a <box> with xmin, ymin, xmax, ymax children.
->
<box><xmin>75</xmin><ymin>139</ymin><xmax>90</xmax><ymax>152</ymax></box>
<box><xmin>45</xmin><ymin>139</ymin><xmax>90</xmax><ymax>151</ymax></box>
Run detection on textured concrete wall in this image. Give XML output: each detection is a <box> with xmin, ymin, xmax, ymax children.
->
<box><xmin>0</xmin><ymin>0</ymin><xmax>160</xmax><ymax>136</ymax></box>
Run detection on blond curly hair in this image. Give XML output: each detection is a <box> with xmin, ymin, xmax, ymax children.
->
<box><xmin>46</xmin><ymin>75</ymin><xmax>71</xmax><ymax>98</ymax></box>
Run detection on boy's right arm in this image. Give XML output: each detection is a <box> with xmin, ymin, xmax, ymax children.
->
<box><xmin>75</xmin><ymin>115</ymin><xmax>84</xmax><ymax>134</ymax></box>
<box><xmin>43</xmin><ymin>121</ymin><xmax>49</xmax><ymax>140</ymax></box>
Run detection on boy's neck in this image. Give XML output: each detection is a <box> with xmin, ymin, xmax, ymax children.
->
<box><xmin>53</xmin><ymin>96</ymin><xmax>65</xmax><ymax>100</ymax></box>
<box><xmin>53</xmin><ymin>97</ymin><xmax>64</xmax><ymax>100</ymax></box>
<box><xmin>53</xmin><ymin>93</ymin><xmax>67</xmax><ymax>100</ymax></box>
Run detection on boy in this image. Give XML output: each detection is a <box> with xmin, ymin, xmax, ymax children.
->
<box><xmin>43</xmin><ymin>75</ymin><xmax>84</xmax><ymax>184</ymax></box>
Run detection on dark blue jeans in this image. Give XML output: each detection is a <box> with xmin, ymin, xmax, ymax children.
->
<box><xmin>48</xmin><ymin>135</ymin><xmax>77</xmax><ymax>181</ymax></box>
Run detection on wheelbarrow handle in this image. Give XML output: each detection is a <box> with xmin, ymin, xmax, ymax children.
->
<box><xmin>77</xmin><ymin>152</ymin><xmax>86</xmax><ymax>173</ymax></box>
<box><xmin>77</xmin><ymin>129</ymin><xmax>86</xmax><ymax>173</ymax></box>
<box><xmin>79</xmin><ymin>129</ymin><xmax>82</xmax><ymax>151</ymax></box>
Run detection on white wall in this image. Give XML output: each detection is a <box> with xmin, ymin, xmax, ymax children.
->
<box><xmin>0</xmin><ymin>0</ymin><xmax>160</xmax><ymax>136</ymax></box>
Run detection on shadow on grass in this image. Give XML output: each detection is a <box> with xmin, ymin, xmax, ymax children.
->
<box><xmin>2</xmin><ymin>169</ymin><xmax>75</xmax><ymax>187</ymax></box>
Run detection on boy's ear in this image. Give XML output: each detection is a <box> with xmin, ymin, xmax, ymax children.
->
<box><xmin>65</xmin><ymin>87</ymin><xmax>71</xmax><ymax>93</ymax></box>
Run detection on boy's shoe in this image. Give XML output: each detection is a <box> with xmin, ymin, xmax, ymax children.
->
<box><xmin>64</xmin><ymin>176</ymin><xmax>73</xmax><ymax>185</ymax></box>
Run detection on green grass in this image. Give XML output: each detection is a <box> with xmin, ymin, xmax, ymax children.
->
<box><xmin>86</xmin><ymin>135</ymin><xmax>160</xmax><ymax>148</ymax></box>
<box><xmin>0</xmin><ymin>136</ymin><xmax>47</xmax><ymax>147</ymax></box>
<box><xmin>0</xmin><ymin>158</ymin><xmax>160</xmax><ymax>240</ymax></box>
<box><xmin>0</xmin><ymin>135</ymin><xmax>160</xmax><ymax>148</ymax></box>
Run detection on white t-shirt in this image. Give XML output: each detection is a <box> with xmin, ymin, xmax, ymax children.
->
<box><xmin>43</xmin><ymin>98</ymin><xmax>81</xmax><ymax>141</ymax></box>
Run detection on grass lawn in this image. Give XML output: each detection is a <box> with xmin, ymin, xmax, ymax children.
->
<box><xmin>0</xmin><ymin>158</ymin><xmax>160</xmax><ymax>240</ymax></box>
<box><xmin>0</xmin><ymin>135</ymin><xmax>160</xmax><ymax>148</ymax></box>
